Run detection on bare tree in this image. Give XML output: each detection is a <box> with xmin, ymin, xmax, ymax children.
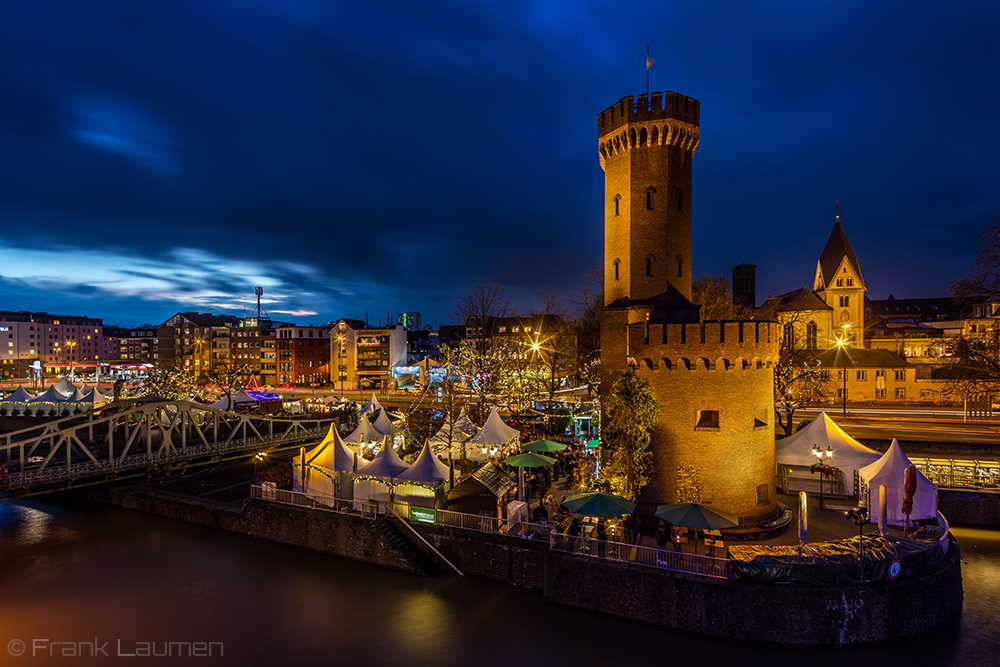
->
<box><xmin>572</xmin><ymin>266</ymin><xmax>602</xmax><ymax>397</ymax></box>
<box><xmin>771</xmin><ymin>315</ymin><xmax>829</xmax><ymax>436</ymax></box>
<box><xmin>691</xmin><ymin>274</ymin><xmax>753</xmax><ymax>321</ymax></box>
<box><xmin>950</xmin><ymin>213</ymin><xmax>1000</xmax><ymax>301</ymax></box>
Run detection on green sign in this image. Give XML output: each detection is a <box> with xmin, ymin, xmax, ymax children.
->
<box><xmin>410</xmin><ymin>507</ymin><xmax>436</xmax><ymax>524</ymax></box>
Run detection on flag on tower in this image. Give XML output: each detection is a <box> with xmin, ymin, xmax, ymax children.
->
<box><xmin>646</xmin><ymin>50</ymin><xmax>655</xmax><ymax>71</ymax></box>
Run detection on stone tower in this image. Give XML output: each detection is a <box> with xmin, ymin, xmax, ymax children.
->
<box><xmin>599</xmin><ymin>92</ymin><xmax>779</xmax><ymax>524</ymax></box>
<box><xmin>732</xmin><ymin>262</ymin><xmax>757</xmax><ymax>310</ymax></box>
<box><xmin>813</xmin><ymin>216</ymin><xmax>866</xmax><ymax>347</ymax></box>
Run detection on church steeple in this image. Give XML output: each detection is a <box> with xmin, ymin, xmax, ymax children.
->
<box><xmin>814</xmin><ymin>202</ymin><xmax>866</xmax><ymax>345</ymax></box>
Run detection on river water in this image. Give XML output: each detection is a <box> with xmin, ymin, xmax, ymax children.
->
<box><xmin>0</xmin><ymin>496</ymin><xmax>996</xmax><ymax>666</ymax></box>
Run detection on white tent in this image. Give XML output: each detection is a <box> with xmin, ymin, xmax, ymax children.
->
<box><xmin>463</xmin><ymin>407</ymin><xmax>520</xmax><ymax>462</ymax></box>
<box><xmin>428</xmin><ymin>408</ymin><xmax>478</xmax><ymax>450</ymax></box>
<box><xmin>343</xmin><ymin>413</ymin><xmax>385</xmax><ymax>452</ymax></box>
<box><xmin>395</xmin><ymin>440</ymin><xmax>451</xmax><ymax>508</ymax></box>
<box><xmin>371</xmin><ymin>409</ymin><xmax>402</xmax><ymax>437</ymax></box>
<box><xmin>54</xmin><ymin>377</ymin><xmax>78</xmax><ymax>397</ymax></box>
<box><xmin>208</xmin><ymin>391</ymin><xmax>259</xmax><ymax>410</ymax></box>
<box><xmin>352</xmin><ymin>436</ymin><xmax>411</xmax><ymax>504</ymax></box>
<box><xmin>81</xmin><ymin>384</ymin><xmax>110</xmax><ymax>405</ymax></box>
<box><xmin>775</xmin><ymin>412</ymin><xmax>882</xmax><ymax>495</ymax></box>
<box><xmin>293</xmin><ymin>426</ymin><xmax>368</xmax><ymax>503</ymax></box>
<box><xmin>360</xmin><ymin>393</ymin><xmax>383</xmax><ymax>415</ymax></box>
<box><xmin>31</xmin><ymin>385</ymin><xmax>68</xmax><ymax>403</ymax></box>
<box><xmin>0</xmin><ymin>386</ymin><xmax>35</xmax><ymax>416</ymax></box>
<box><xmin>858</xmin><ymin>438</ymin><xmax>938</xmax><ymax>526</ymax></box>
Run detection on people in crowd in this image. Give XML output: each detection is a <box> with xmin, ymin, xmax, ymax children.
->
<box><xmin>656</xmin><ymin>520</ymin><xmax>668</xmax><ymax>550</ymax></box>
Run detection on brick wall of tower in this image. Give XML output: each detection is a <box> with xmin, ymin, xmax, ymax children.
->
<box><xmin>627</xmin><ymin>321</ymin><xmax>780</xmax><ymax>521</ymax></box>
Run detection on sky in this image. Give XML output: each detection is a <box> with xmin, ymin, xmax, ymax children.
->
<box><xmin>1</xmin><ymin>1</ymin><xmax>998</xmax><ymax>329</ymax></box>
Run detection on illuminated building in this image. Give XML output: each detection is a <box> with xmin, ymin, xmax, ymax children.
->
<box><xmin>598</xmin><ymin>92</ymin><xmax>779</xmax><ymax>522</ymax></box>
<box><xmin>276</xmin><ymin>325</ymin><xmax>330</xmax><ymax>385</ymax></box>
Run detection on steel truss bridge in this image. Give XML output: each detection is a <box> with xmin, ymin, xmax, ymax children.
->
<box><xmin>0</xmin><ymin>398</ymin><xmax>338</xmax><ymax>499</ymax></box>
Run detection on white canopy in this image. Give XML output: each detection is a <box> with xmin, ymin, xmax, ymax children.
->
<box><xmin>396</xmin><ymin>440</ymin><xmax>450</xmax><ymax>484</ymax></box>
<box><xmin>54</xmin><ymin>377</ymin><xmax>78</xmax><ymax>397</ymax></box>
<box><xmin>82</xmin><ymin>384</ymin><xmax>110</xmax><ymax>405</ymax></box>
<box><xmin>31</xmin><ymin>385</ymin><xmax>68</xmax><ymax>403</ymax></box>
<box><xmin>360</xmin><ymin>393</ymin><xmax>383</xmax><ymax>415</ymax></box>
<box><xmin>344</xmin><ymin>413</ymin><xmax>385</xmax><ymax>444</ymax></box>
<box><xmin>68</xmin><ymin>387</ymin><xmax>92</xmax><ymax>402</ymax></box>
<box><xmin>465</xmin><ymin>407</ymin><xmax>519</xmax><ymax>448</ymax></box>
<box><xmin>428</xmin><ymin>408</ymin><xmax>478</xmax><ymax>449</ymax></box>
<box><xmin>302</xmin><ymin>426</ymin><xmax>365</xmax><ymax>472</ymax></box>
<box><xmin>0</xmin><ymin>386</ymin><xmax>35</xmax><ymax>403</ymax></box>
<box><xmin>775</xmin><ymin>412</ymin><xmax>882</xmax><ymax>495</ymax></box>
<box><xmin>353</xmin><ymin>437</ymin><xmax>410</xmax><ymax>480</ymax></box>
<box><xmin>208</xmin><ymin>391</ymin><xmax>259</xmax><ymax>410</ymax></box>
<box><xmin>371</xmin><ymin>409</ymin><xmax>402</xmax><ymax>436</ymax></box>
<box><xmin>858</xmin><ymin>438</ymin><xmax>938</xmax><ymax>526</ymax></box>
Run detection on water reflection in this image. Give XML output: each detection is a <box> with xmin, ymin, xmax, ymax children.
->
<box><xmin>0</xmin><ymin>497</ymin><xmax>996</xmax><ymax>666</ymax></box>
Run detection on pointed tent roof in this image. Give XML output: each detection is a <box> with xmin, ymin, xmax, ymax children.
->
<box><xmin>428</xmin><ymin>408</ymin><xmax>478</xmax><ymax>446</ymax></box>
<box><xmin>353</xmin><ymin>436</ymin><xmax>410</xmax><ymax>480</ymax></box>
<box><xmin>83</xmin><ymin>384</ymin><xmax>110</xmax><ymax>404</ymax></box>
<box><xmin>360</xmin><ymin>393</ymin><xmax>383</xmax><ymax>415</ymax></box>
<box><xmin>208</xmin><ymin>391</ymin><xmax>259</xmax><ymax>410</ymax></box>
<box><xmin>343</xmin><ymin>413</ymin><xmax>385</xmax><ymax>443</ymax></box>
<box><xmin>30</xmin><ymin>385</ymin><xmax>68</xmax><ymax>403</ymax></box>
<box><xmin>815</xmin><ymin>220</ymin><xmax>865</xmax><ymax>291</ymax></box>
<box><xmin>465</xmin><ymin>407</ymin><xmax>519</xmax><ymax>447</ymax></box>
<box><xmin>54</xmin><ymin>377</ymin><xmax>78</xmax><ymax>397</ymax></box>
<box><xmin>776</xmin><ymin>413</ymin><xmax>881</xmax><ymax>468</ymax></box>
<box><xmin>302</xmin><ymin>425</ymin><xmax>367</xmax><ymax>472</ymax></box>
<box><xmin>858</xmin><ymin>438</ymin><xmax>936</xmax><ymax>494</ymax></box>
<box><xmin>68</xmin><ymin>387</ymin><xmax>93</xmax><ymax>403</ymax></box>
<box><xmin>371</xmin><ymin>408</ymin><xmax>401</xmax><ymax>436</ymax></box>
<box><xmin>0</xmin><ymin>386</ymin><xmax>35</xmax><ymax>403</ymax></box>
<box><xmin>396</xmin><ymin>440</ymin><xmax>450</xmax><ymax>484</ymax></box>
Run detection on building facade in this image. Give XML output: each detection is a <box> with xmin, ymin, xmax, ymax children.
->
<box><xmin>329</xmin><ymin>319</ymin><xmax>407</xmax><ymax>391</ymax></box>
<box><xmin>0</xmin><ymin>310</ymin><xmax>107</xmax><ymax>378</ymax></box>
<box><xmin>598</xmin><ymin>92</ymin><xmax>779</xmax><ymax>523</ymax></box>
<box><xmin>276</xmin><ymin>325</ymin><xmax>330</xmax><ymax>385</ymax></box>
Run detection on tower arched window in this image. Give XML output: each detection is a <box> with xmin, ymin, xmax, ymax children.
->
<box><xmin>677</xmin><ymin>188</ymin><xmax>684</xmax><ymax>212</ymax></box>
<box><xmin>613</xmin><ymin>194</ymin><xmax>621</xmax><ymax>216</ymax></box>
<box><xmin>613</xmin><ymin>259</ymin><xmax>621</xmax><ymax>281</ymax></box>
<box><xmin>676</xmin><ymin>254</ymin><xmax>683</xmax><ymax>278</ymax></box>
<box><xmin>645</xmin><ymin>186</ymin><xmax>656</xmax><ymax>211</ymax></box>
<box><xmin>806</xmin><ymin>321</ymin><xmax>817</xmax><ymax>350</ymax></box>
<box><xmin>839</xmin><ymin>295</ymin><xmax>850</xmax><ymax>307</ymax></box>
<box><xmin>646</xmin><ymin>255</ymin><xmax>655</xmax><ymax>277</ymax></box>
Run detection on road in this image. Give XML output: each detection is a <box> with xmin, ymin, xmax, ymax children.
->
<box><xmin>796</xmin><ymin>406</ymin><xmax>1000</xmax><ymax>448</ymax></box>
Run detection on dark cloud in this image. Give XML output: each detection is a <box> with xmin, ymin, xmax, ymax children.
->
<box><xmin>0</xmin><ymin>0</ymin><xmax>997</xmax><ymax>327</ymax></box>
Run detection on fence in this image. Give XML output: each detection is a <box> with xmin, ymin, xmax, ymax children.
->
<box><xmin>549</xmin><ymin>532</ymin><xmax>730</xmax><ymax>579</ymax></box>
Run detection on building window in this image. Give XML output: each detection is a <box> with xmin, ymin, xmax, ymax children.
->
<box><xmin>838</xmin><ymin>388</ymin><xmax>846</xmax><ymax>398</ymax></box>
<box><xmin>613</xmin><ymin>194</ymin><xmax>621</xmax><ymax>216</ymax></box>
<box><xmin>876</xmin><ymin>388</ymin><xmax>886</xmax><ymax>398</ymax></box>
<box><xmin>839</xmin><ymin>295</ymin><xmax>850</xmax><ymax>307</ymax></box>
<box><xmin>820</xmin><ymin>370</ymin><xmax>830</xmax><ymax>382</ymax></box>
<box><xmin>838</xmin><ymin>369</ymin><xmax>846</xmax><ymax>381</ymax></box>
<box><xmin>645</xmin><ymin>186</ymin><xmax>655</xmax><ymax>211</ymax></box>
<box><xmin>894</xmin><ymin>370</ymin><xmax>906</xmax><ymax>381</ymax></box>
<box><xmin>856</xmin><ymin>370</ymin><xmax>867</xmax><ymax>381</ymax></box>
<box><xmin>695</xmin><ymin>410</ymin><xmax>719</xmax><ymax>429</ymax></box>
<box><xmin>806</xmin><ymin>321</ymin><xmax>817</xmax><ymax>350</ymax></box>
<box><xmin>645</xmin><ymin>256</ymin><xmax>654</xmax><ymax>277</ymax></box>
<box><xmin>836</xmin><ymin>278</ymin><xmax>843</xmax><ymax>287</ymax></box>
<box><xmin>895</xmin><ymin>388</ymin><xmax>906</xmax><ymax>399</ymax></box>
<box><xmin>677</xmin><ymin>189</ymin><xmax>683</xmax><ymax>212</ymax></box>
<box><xmin>676</xmin><ymin>255</ymin><xmax>683</xmax><ymax>278</ymax></box>
<box><xmin>847</xmin><ymin>278</ymin><xmax>853</xmax><ymax>286</ymax></box>
<box><xmin>613</xmin><ymin>259</ymin><xmax>621</xmax><ymax>281</ymax></box>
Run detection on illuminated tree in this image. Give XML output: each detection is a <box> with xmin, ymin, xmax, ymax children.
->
<box><xmin>139</xmin><ymin>365</ymin><xmax>196</xmax><ymax>401</ymax></box>
<box><xmin>600</xmin><ymin>366</ymin><xmax>658</xmax><ymax>501</ymax></box>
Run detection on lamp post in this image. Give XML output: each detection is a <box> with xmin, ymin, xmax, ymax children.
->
<box><xmin>812</xmin><ymin>444</ymin><xmax>833</xmax><ymax>508</ymax></box>
<box><xmin>835</xmin><ymin>324</ymin><xmax>851</xmax><ymax>417</ymax></box>
<box><xmin>336</xmin><ymin>333</ymin><xmax>346</xmax><ymax>399</ymax></box>
<box><xmin>253</xmin><ymin>451</ymin><xmax>267</xmax><ymax>484</ymax></box>
<box><xmin>66</xmin><ymin>341</ymin><xmax>77</xmax><ymax>379</ymax></box>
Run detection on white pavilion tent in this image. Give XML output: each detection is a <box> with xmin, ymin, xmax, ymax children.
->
<box><xmin>352</xmin><ymin>436</ymin><xmax>411</xmax><ymax>504</ymax></box>
<box><xmin>208</xmin><ymin>391</ymin><xmax>259</xmax><ymax>410</ymax></box>
<box><xmin>293</xmin><ymin>426</ymin><xmax>368</xmax><ymax>504</ymax></box>
<box><xmin>775</xmin><ymin>412</ymin><xmax>882</xmax><ymax>496</ymax></box>
<box><xmin>28</xmin><ymin>385</ymin><xmax>70</xmax><ymax>416</ymax></box>
<box><xmin>360</xmin><ymin>393</ymin><xmax>384</xmax><ymax>415</ymax></box>
<box><xmin>858</xmin><ymin>438</ymin><xmax>938</xmax><ymax>526</ymax></box>
<box><xmin>54</xmin><ymin>377</ymin><xmax>78</xmax><ymax>397</ymax></box>
<box><xmin>0</xmin><ymin>386</ymin><xmax>35</xmax><ymax>416</ymax></box>
<box><xmin>343</xmin><ymin>413</ymin><xmax>386</xmax><ymax>457</ymax></box>
<box><xmin>371</xmin><ymin>408</ymin><xmax>402</xmax><ymax>438</ymax></box>
<box><xmin>395</xmin><ymin>440</ymin><xmax>451</xmax><ymax>508</ymax></box>
<box><xmin>463</xmin><ymin>407</ymin><xmax>520</xmax><ymax>463</ymax></box>
<box><xmin>428</xmin><ymin>408</ymin><xmax>478</xmax><ymax>455</ymax></box>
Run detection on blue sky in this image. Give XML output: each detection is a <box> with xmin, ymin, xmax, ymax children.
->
<box><xmin>1</xmin><ymin>1</ymin><xmax>997</xmax><ymax>328</ymax></box>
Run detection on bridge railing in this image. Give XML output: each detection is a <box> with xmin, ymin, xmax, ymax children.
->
<box><xmin>0</xmin><ymin>426</ymin><xmax>327</xmax><ymax>491</ymax></box>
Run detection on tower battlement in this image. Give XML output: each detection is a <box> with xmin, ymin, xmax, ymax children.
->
<box><xmin>597</xmin><ymin>91</ymin><xmax>701</xmax><ymax>136</ymax></box>
<box><xmin>627</xmin><ymin>320</ymin><xmax>779</xmax><ymax>369</ymax></box>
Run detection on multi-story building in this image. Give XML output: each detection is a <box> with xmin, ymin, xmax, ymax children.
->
<box><xmin>329</xmin><ymin>319</ymin><xmax>406</xmax><ymax>391</ymax></box>
<box><xmin>0</xmin><ymin>310</ymin><xmax>107</xmax><ymax>378</ymax></box>
<box><xmin>116</xmin><ymin>326</ymin><xmax>160</xmax><ymax>364</ymax></box>
<box><xmin>276</xmin><ymin>324</ymin><xmax>330</xmax><ymax>385</ymax></box>
<box><xmin>397</xmin><ymin>312</ymin><xmax>422</xmax><ymax>331</ymax></box>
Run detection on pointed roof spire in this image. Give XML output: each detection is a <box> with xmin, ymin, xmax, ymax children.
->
<box><xmin>816</xmin><ymin>201</ymin><xmax>864</xmax><ymax>290</ymax></box>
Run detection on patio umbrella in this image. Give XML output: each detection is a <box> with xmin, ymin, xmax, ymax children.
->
<box><xmin>521</xmin><ymin>439</ymin><xmax>567</xmax><ymax>453</ymax></box>
<box><xmin>902</xmin><ymin>465</ymin><xmax>917</xmax><ymax>533</ymax></box>
<box><xmin>561</xmin><ymin>491</ymin><xmax>636</xmax><ymax>517</ymax></box>
<box><xmin>504</xmin><ymin>452</ymin><xmax>557</xmax><ymax>467</ymax></box>
<box><xmin>654</xmin><ymin>502</ymin><xmax>739</xmax><ymax>555</ymax></box>
<box><xmin>504</xmin><ymin>452</ymin><xmax>556</xmax><ymax>503</ymax></box>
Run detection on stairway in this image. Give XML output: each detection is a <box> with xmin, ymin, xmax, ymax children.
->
<box><xmin>374</xmin><ymin>515</ymin><xmax>434</xmax><ymax>575</ymax></box>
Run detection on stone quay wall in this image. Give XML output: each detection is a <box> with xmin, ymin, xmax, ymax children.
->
<box><xmin>79</xmin><ymin>486</ymin><xmax>963</xmax><ymax>646</ymax></box>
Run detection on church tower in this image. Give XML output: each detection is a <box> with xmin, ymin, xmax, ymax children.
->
<box><xmin>598</xmin><ymin>92</ymin><xmax>778</xmax><ymax>524</ymax></box>
<box><xmin>813</xmin><ymin>212</ymin><xmax>866</xmax><ymax>347</ymax></box>
<box><xmin>599</xmin><ymin>92</ymin><xmax>699</xmax><ymax>306</ymax></box>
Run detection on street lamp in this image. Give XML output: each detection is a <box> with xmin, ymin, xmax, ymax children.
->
<box><xmin>65</xmin><ymin>341</ymin><xmax>77</xmax><ymax>379</ymax></box>
<box><xmin>253</xmin><ymin>451</ymin><xmax>267</xmax><ymax>484</ymax></box>
<box><xmin>812</xmin><ymin>444</ymin><xmax>833</xmax><ymax>508</ymax></box>
<box><xmin>846</xmin><ymin>506</ymin><xmax>869</xmax><ymax>566</ymax></box>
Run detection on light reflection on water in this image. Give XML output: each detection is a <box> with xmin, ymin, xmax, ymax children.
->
<box><xmin>0</xmin><ymin>497</ymin><xmax>996</xmax><ymax>666</ymax></box>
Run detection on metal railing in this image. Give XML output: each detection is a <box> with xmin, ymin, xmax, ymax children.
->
<box><xmin>549</xmin><ymin>532</ymin><xmax>730</xmax><ymax>579</ymax></box>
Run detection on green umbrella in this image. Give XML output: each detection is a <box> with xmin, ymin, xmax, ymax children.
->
<box><xmin>654</xmin><ymin>502</ymin><xmax>739</xmax><ymax>530</ymax></box>
<box><xmin>504</xmin><ymin>452</ymin><xmax>557</xmax><ymax>467</ymax></box>
<box><xmin>521</xmin><ymin>439</ymin><xmax>567</xmax><ymax>453</ymax></box>
<box><xmin>561</xmin><ymin>491</ymin><xmax>636</xmax><ymax>517</ymax></box>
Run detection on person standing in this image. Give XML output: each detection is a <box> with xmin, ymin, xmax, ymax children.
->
<box><xmin>656</xmin><ymin>520</ymin><xmax>668</xmax><ymax>550</ymax></box>
<box><xmin>596</xmin><ymin>518</ymin><xmax>607</xmax><ymax>558</ymax></box>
